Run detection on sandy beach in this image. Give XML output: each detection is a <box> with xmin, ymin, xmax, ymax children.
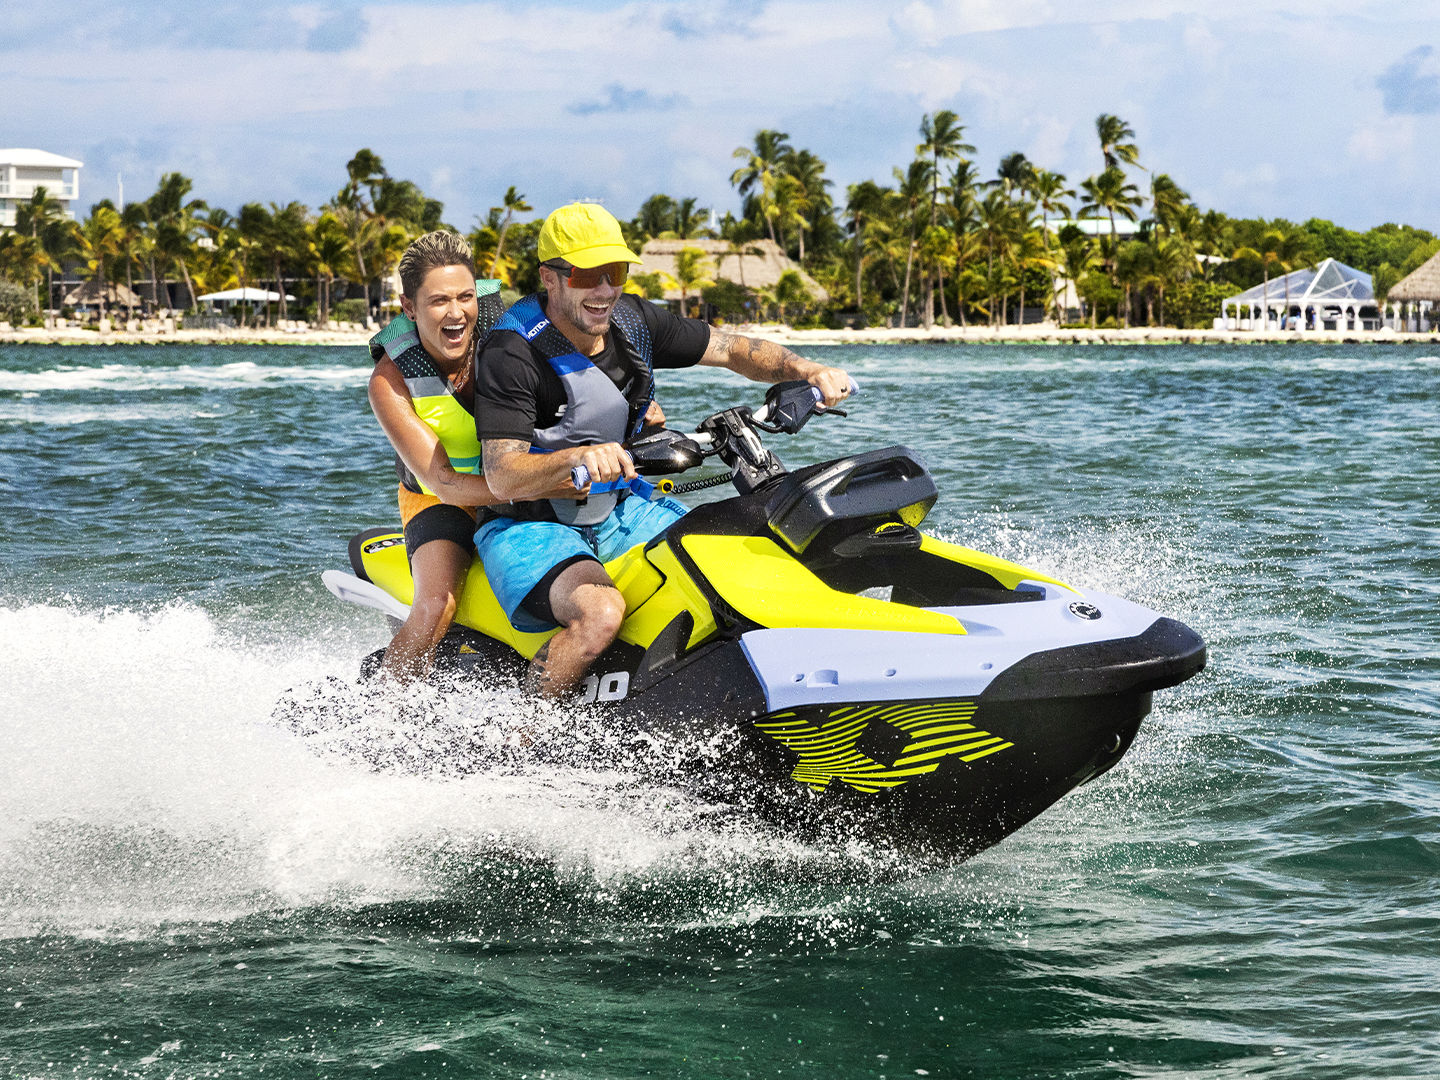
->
<box><xmin>1</xmin><ymin>321</ymin><xmax>1435</xmax><ymax>349</ymax></box>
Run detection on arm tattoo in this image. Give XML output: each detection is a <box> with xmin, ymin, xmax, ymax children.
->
<box><xmin>706</xmin><ymin>330</ymin><xmax>740</xmax><ymax>365</ymax></box>
<box><xmin>708</xmin><ymin>330</ymin><xmax>790</xmax><ymax>378</ymax></box>
<box><xmin>483</xmin><ymin>438</ymin><xmax>531</xmax><ymax>475</ymax></box>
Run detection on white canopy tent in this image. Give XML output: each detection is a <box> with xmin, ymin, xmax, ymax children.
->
<box><xmin>1220</xmin><ymin>258</ymin><xmax>1375</xmax><ymax>332</ymax></box>
<box><xmin>196</xmin><ymin>287</ymin><xmax>297</xmax><ymax>307</ymax></box>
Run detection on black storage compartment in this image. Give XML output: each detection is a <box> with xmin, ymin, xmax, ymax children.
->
<box><xmin>765</xmin><ymin>446</ymin><xmax>938</xmax><ymax>554</ymax></box>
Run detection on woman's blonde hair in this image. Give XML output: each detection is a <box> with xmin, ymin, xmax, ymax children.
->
<box><xmin>398</xmin><ymin>230</ymin><xmax>475</xmax><ymax>298</ymax></box>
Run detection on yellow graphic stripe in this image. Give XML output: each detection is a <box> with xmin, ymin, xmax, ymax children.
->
<box><xmin>754</xmin><ymin>701</ymin><xmax>1013</xmax><ymax>793</ymax></box>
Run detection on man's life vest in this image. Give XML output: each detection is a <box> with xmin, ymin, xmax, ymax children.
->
<box><xmin>481</xmin><ymin>293</ymin><xmax>655</xmax><ymax>527</ymax></box>
<box><xmin>368</xmin><ymin>281</ymin><xmax>505</xmax><ymax>496</ymax></box>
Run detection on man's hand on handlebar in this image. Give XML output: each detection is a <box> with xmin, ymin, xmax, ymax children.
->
<box><xmin>806</xmin><ymin>365</ymin><xmax>854</xmax><ymax>408</ymax></box>
<box><xmin>572</xmin><ymin>442</ymin><xmax>636</xmax><ymax>491</ymax></box>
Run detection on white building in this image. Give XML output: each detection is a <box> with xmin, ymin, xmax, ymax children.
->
<box><xmin>0</xmin><ymin>149</ymin><xmax>83</xmax><ymax>229</ymax></box>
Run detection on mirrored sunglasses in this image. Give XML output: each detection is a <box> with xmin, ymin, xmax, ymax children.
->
<box><xmin>550</xmin><ymin>262</ymin><xmax>630</xmax><ymax>288</ymax></box>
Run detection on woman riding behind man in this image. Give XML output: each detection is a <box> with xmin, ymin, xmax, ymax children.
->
<box><xmin>365</xmin><ymin>231</ymin><xmax>501</xmax><ymax>681</ymax></box>
<box><xmin>367</xmin><ymin>230</ymin><xmax>658</xmax><ymax>682</ymax></box>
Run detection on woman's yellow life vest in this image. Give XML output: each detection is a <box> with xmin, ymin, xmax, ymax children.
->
<box><xmin>367</xmin><ymin>281</ymin><xmax>505</xmax><ymax>496</ymax></box>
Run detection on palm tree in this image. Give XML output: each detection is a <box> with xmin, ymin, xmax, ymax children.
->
<box><xmin>487</xmin><ymin>187</ymin><xmax>531</xmax><ymax>276</ymax></box>
<box><xmin>1115</xmin><ymin>239</ymin><xmax>1155</xmax><ymax>327</ymax></box>
<box><xmin>891</xmin><ymin>159</ymin><xmax>934</xmax><ymax>327</ymax></box>
<box><xmin>916</xmin><ymin>110</ymin><xmax>974</xmax><ymax>225</ymax></box>
<box><xmin>189</xmin><ymin>210</ymin><xmax>243</xmax><ymax>303</ymax></box>
<box><xmin>374</xmin><ymin>177</ymin><xmax>443</xmax><ymax>237</ymax></box>
<box><xmin>912</xmin><ymin>114</ymin><xmax>973</xmax><ymax>325</ymax></box>
<box><xmin>147</xmin><ymin>173</ymin><xmax>207</xmax><ymax>311</ymax></box>
<box><xmin>730</xmin><ymin>129</ymin><xmax>793</xmax><ymax>246</ymax></box>
<box><xmin>1056</xmin><ymin>231</ymin><xmax>1099</xmax><ymax>325</ymax></box>
<box><xmin>333</xmin><ymin>149</ymin><xmax>389</xmax><ymax>314</ymax></box>
<box><xmin>341</xmin><ymin>148</ymin><xmax>387</xmax><ymax>213</ymax></box>
<box><xmin>633</xmin><ymin>193</ymin><xmax>678</xmax><ymax>240</ymax></box>
<box><xmin>770</xmin><ymin>173</ymin><xmax>809</xmax><ymax>260</ymax></box>
<box><xmin>977</xmin><ymin>189</ymin><xmax>1023</xmax><ymax>325</ymax></box>
<box><xmin>991</xmin><ymin>152</ymin><xmax>1035</xmax><ymax>203</ymax></box>
<box><xmin>773</xmin><ymin>269</ymin><xmax>811</xmax><ymax>324</ymax></box>
<box><xmin>1007</xmin><ymin>215</ymin><xmax>1052</xmax><ymax>328</ymax></box>
<box><xmin>310</xmin><ymin>212</ymin><xmax>351</xmax><ymax>326</ymax></box>
<box><xmin>0</xmin><ymin>231</ymin><xmax>45</xmax><ymax>318</ymax></box>
<box><xmin>1147</xmin><ymin>173</ymin><xmax>1190</xmax><ymax>238</ymax></box>
<box><xmin>952</xmin><ymin>229</ymin><xmax>987</xmax><ymax>327</ymax></box>
<box><xmin>1078</xmin><ymin>167</ymin><xmax>1143</xmax><ymax>269</ymax></box>
<box><xmin>782</xmin><ymin>148</ymin><xmax>831</xmax><ymax>263</ymax></box>
<box><xmin>1029</xmin><ymin>169</ymin><xmax>1075</xmax><ymax>320</ymax></box>
<box><xmin>265</xmin><ymin>201</ymin><xmax>310</xmax><ymax>321</ymax></box>
<box><xmin>912</xmin><ymin>113</ymin><xmax>972</xmax><ymax>325</ymax></box>
<box><xmin>114</xmin><ymin>203</ymin><xmax>154</xmax><ymax>321</ymax></box>
<box><xmin>78</xmin><ymin>203</ymin><xmax>125</xmax><ymax>320</ymax></box>
<box><xmin>674</xmin><ymin>197</ymin><xmax>710</xmax><ymax>239</ymax></box>
<box><xmin>15</xmin><ymin>186</ymin><xmax>73</xmax><ymax>322</ymax></box>
<box><xmin>625</xmin><ymin>269</ymin><xmax>678</xmax><ymax>302</ymax></box>
<box><xmin>238</xmin><ymin>203</ymin><xmax>277</xmax><ymax>325</ymax></box>
<box><xmin>947</xmin><ymin>160</ymin><xmax>982</xmax><ymax>326</ymax></box>
<box><xmin>673</xmin><ymin>246</ymin><xmax>716</xmax><ymax>318</ymax></box>
<box><xmin>1153</xmin><ymin>235</ymin><xmax>1196</xmax><ymax>326</ymax></box>
<box><xmin>1230</xmin><ymin>230</ymin><xmax>1288</xmax><ymax>328</ymax></box>
<box><xmin>718</xmin><ymin>211</ymin><xmax>764</xmax><ymax>293</ymax></box>
<box><xmin>1095</xmin><ymin>114</ymin><xmax>1140</xmax><ymax>171</ymax></box>
<box><xmin>845</xmin><ymin>181</ymin><xmax>887</xmax><ymax>313</ymax></box>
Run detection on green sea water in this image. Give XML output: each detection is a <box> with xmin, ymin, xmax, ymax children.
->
<box><xmin>1</xmin><ymin>342</ymin><xmax>1436</xmax><ymax>1078</ymax></box>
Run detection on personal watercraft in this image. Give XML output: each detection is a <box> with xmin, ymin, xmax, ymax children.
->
<box><xmin>309</xmin><ymin>383</ymin><xmax>1206</xmax><ymax>860</ymax></box>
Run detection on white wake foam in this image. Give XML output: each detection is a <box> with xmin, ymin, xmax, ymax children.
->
<box><xmin>0</xmin><ymin>601</ymin><xmax>827</xmax><ymax>935</ymax></box>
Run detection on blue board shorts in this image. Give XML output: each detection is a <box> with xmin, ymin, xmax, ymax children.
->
<box><xmin>475</xmin><ymin>495</ymin><xmax>687</xmax><ymax>632</ymax></box>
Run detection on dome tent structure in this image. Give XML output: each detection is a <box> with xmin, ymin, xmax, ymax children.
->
<box><xmin>1220</xmin><ymin>258</ymin><xmax>1376</xmax><ymax>332</ymax></box>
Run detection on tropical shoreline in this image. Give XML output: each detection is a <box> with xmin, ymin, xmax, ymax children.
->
<box><xmin>2</xmin><ymin>321</ymin><xmax>1437</xmax><ymax>349</ymax></box>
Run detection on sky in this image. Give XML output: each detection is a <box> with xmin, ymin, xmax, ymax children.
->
<box><xmin>6</xmin><ymin>0</ymin><xmax>1440</xmax><ymax>233</ymax></box>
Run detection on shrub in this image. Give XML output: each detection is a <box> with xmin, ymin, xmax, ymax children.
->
<box><xmin>332</xmin><ymin>298</ymin><xmax>369</xmax><ymax>324</ymax></box>
<box><xmin>1167</xmin><ymin>280</ymin><xmax>1232</xmax><ymax>329</ymax></box>
<box><xmin>0</xmin><ymin>279</ymin><xmax>36</xmax><ymax>325</ymax></box>
<box><xmin>701</xmin><ymin>279</ymin><xmax>754</xmax><ymax>323</ymax></box>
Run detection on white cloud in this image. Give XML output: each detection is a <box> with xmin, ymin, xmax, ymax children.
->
<box><xmin>4</xmin><ymin>0</ymin><xmax>1439</xmax><ymax>229</ymax></box>
<box><xmin>1347</xmin><ymin>115</ymin><xmax>1417</xmax><ymax>163</ymax></box>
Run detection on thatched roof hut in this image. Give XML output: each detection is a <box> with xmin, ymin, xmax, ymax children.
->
<box><xmin>1389</xmin><ymin>249</ymin><xmax>1440</xmax><ymax>302</ymax></box>
<box><xmin>637</xmin><ymin>238</ymin><xmax>828</xmax><ymax>303</ymax></box>
<box><xmin>62</xmin><ymin>280</ymin><xmax>143</xmax><ymax>308</ymax></box>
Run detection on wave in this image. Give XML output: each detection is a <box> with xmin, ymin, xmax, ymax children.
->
<box><xmin>0</xmin><ymin>361</ymin><xmax>366</xmax><ymax>394</ymax></box>
<box><xmin>0</xmin><ymin>602</ymin><xmax>898</xmax><ymax>937</ymax></box>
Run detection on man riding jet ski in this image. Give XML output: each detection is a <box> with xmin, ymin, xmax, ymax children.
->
<box><xmin>468</xmin><ymin>202</ymin><xmax>853</xmax><ymax>701</ymax></box>
<box><xmin>315</xmin><ymin>380</ymin><xmax>1207</xmax><ymax>861</ymax></box>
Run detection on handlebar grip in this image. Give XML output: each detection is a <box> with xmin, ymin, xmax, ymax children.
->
<box><xmin>809</xmin><ymin>377</ymin><xmax>861</xmax><ymax>405</ymax></box>
<box><xmin>571</xmin><ymin>464</ymin><xmax>590</xmax><ymax>490</ymax></box>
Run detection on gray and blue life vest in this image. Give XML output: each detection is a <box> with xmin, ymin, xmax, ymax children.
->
<box><xmin>484</xmin><ymin>293</ymin><xmax>655</xmax><ymax>526</ymax></box>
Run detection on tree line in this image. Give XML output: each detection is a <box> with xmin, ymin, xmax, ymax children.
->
<box><xmin>1</xmin><ymin>118</ymin><xmax>1436</xmax><ymax>330</ymax></box>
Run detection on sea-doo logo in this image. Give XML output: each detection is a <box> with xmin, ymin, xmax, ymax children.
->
<box><xmin>1069</xmin><ymin>601</ymin><xmax>1102</xmax><ymax>620</ymax></box>
<box><xmin>580</xmin><ymin>670</ymin><xmax>629</xmax><ymax>703</ymax></box>
<box><xmin>362</xmin><ymin>536</ymin><xmax>405</xmax><ymax>554</ymax></box>
<box><xmin>525</xmin><ymin>318</ymin><xmax>550</xmax><ymax>341</ymax></box>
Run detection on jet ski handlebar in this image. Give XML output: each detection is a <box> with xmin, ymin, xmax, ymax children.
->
<box><xmin>571</xmin><ymin>377</ymin><xmax>860</xmax><ymax>496</ymax></box>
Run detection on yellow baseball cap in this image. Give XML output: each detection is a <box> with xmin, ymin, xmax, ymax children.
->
<box><xmin>537</xmin><ymin>203</ymin><xmax>642</xmax><ymax>268</ymax></box>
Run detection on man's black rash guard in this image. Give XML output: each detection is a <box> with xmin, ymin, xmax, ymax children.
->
<box><xmin>475</xmin><ymin>293</ymin><xmax>710</xmax><ymax>443</ymax></box>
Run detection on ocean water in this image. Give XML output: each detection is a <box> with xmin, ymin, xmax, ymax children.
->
<box><xmin>1</xmin><ymin>341</ymin><xmax>1436</xmax><ymax>1078</ymax></box>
